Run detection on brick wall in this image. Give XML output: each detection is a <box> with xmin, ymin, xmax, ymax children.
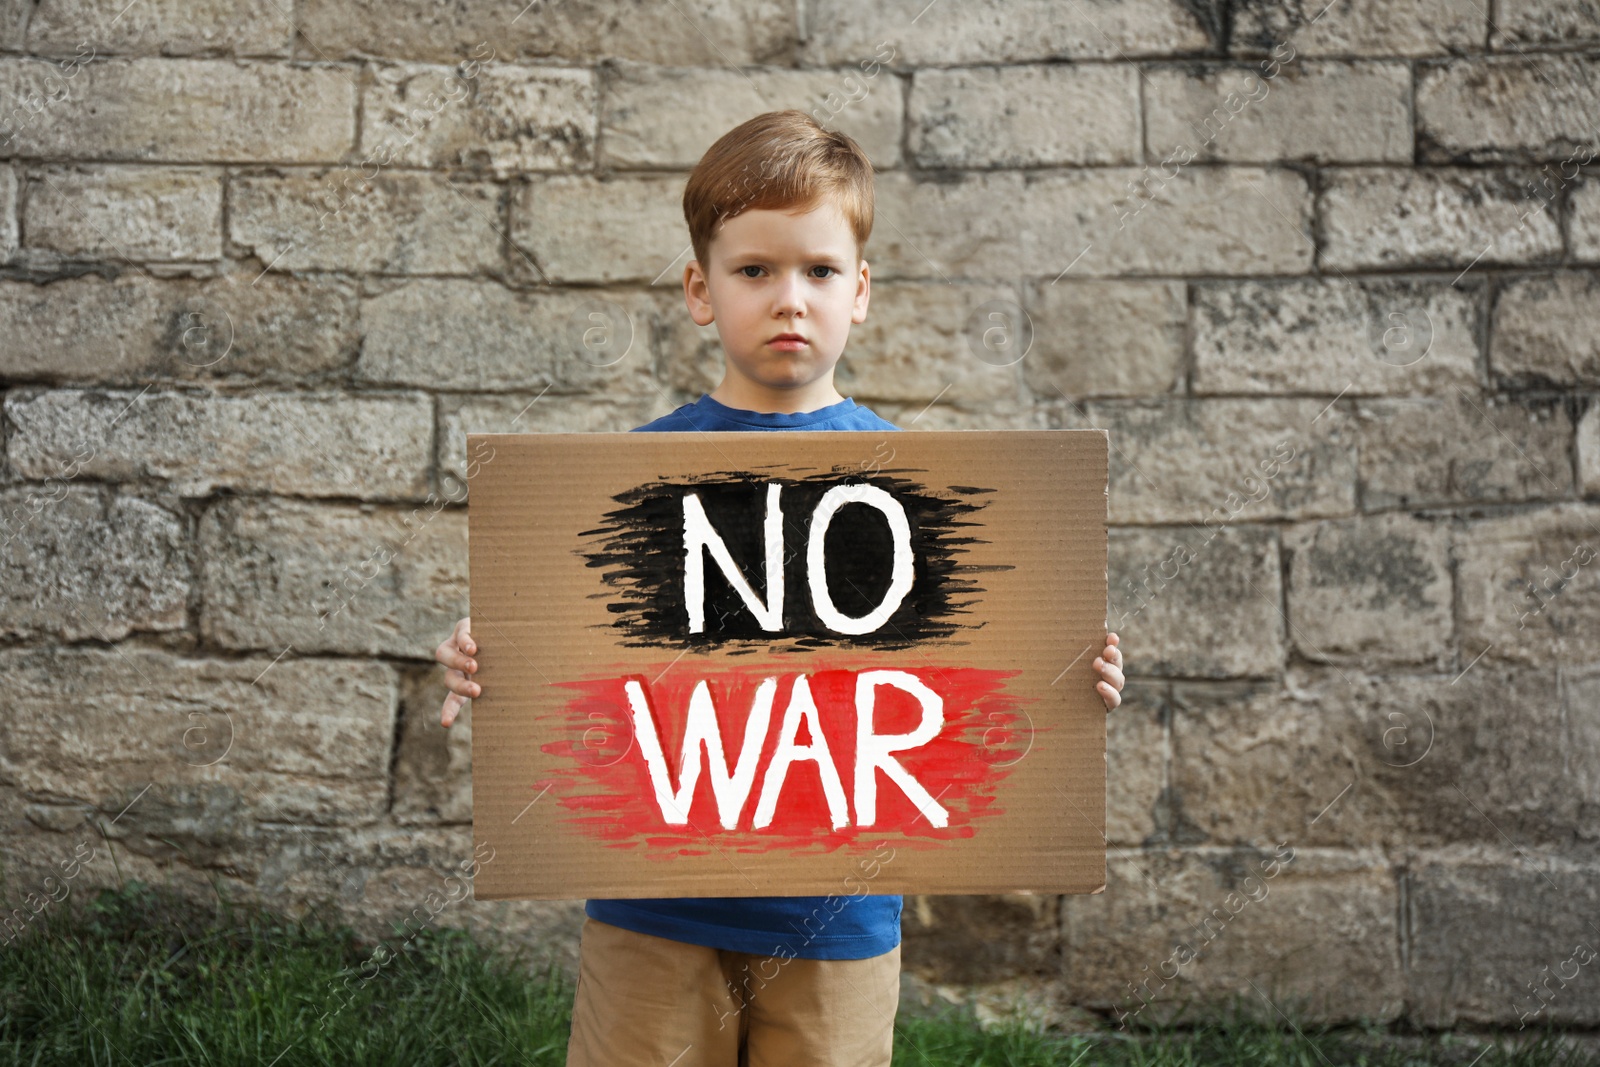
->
<box><xmin>1</xmin><ymin>0</ymin><xmax>1597</xmax><ymax>1029</ymax></box>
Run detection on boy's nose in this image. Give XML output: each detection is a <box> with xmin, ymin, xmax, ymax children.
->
<box><xmin>772</xmin><ymin>275</ymin><xmax>806</xmax><ymax>313</ymax></box>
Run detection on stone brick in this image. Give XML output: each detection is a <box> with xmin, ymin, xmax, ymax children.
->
<box><xmin>1021</xmin><ymin>280</ymin><xmax>1185</xmax><ymax>399</ymax></box>
<box><xmin>1409</xmin><ymin>850</ymin><xmax>1600</xmax><ymax>1027</ymax></box>
<box><xmin>1109</xmin><ymin>524</ymin><xmax>1284</xmax><ymax>680</ymax></box>
<box><xmin>909</xmin><ymin>64</ymin><xmax>1139</xmax><ymax>168</ymax></box>
<box><xmin>830</xmin><ymin>283</ymin><xmax>1023</xmax><ymax>405</ymax></box>
<box><xmin>1231</xmin><ymin>0</ymin><xmax>1485</xmax><ymax>56</ymax></box>
<box><xmin>512</xmin><ymin>175</ymin><xmax>687</xmax><ymax>284</ymax></box>
<box><xmin>199</xmin><ymin>496</ymin><xmax>468</xmax><ymax>659</ymax></box>
<box><xmin>0</xmin><ymin>270</ymin><xmax>357</xmax><ymax>383</ymax></box>
<box><xmin>0</xmin><ymin>57</ymin><xmax>355</xmax><ymax>162</ymax></box>
<box><xmin>363</xmin><ymin>62</ymin><xmax>595</xmax><ymax>174</ymax></box>
<box><xmin>1582</xmin><ymin>404</ymin><xmax>1600</xmax><ymax>496</ymax></box>
<box><xmin>299</xmin><ymin>0</ymin><xmax>795</xmax><ymax>65</ymax></box>
<box><xmin>1283</xmin><ymin>512</ymin><xmax>1453</xmax><ymax>667</ymax></box>
<box><xmin>0</xmin><ymin>0</ymin><xmax>23</xmax><ymax>49</ymax></box>
<box><xmin>438</xmin><ymin>393</ymin><xmax>677</xmax><ymax>492</ymax></box>
<box><xmin>23</xmin><ymin>165</ymin><xmax>222</xmax><ymax>261</ymax></box>
<box><xmin>0</xmin><ymin>824</ymin><xmax>232</xmax><ymax>924</ymax></box>
<box><xmin>271</xmin><ymin>825</ymin><xmax>585</xmax><ymax>966</ymax></box>
<box><xmin>901</xmin><ymin>892</ymin><xmax>1058</xmax><ymax>986</ymax></box>
<box><xmin>800</xmin><ymin>0</ymin><xmax>1208</xmax><ymax>64</ymax></box>
<box><xmin>656</xmin><ymin>288</ymin><xmax>737</xmax><ymax>398</ymax></box>
<box><xmin>1170</xmin><ymin>664</ymin><xmax>1597</xmax><ymax>850</ymax></box>
<box><xmin>1107</xmin><ymin>684</ymin><xmax>1166</xmax><ymax>847</ymax></box>
<box><xmin>1356</xmin><ymin>394</ymin><xmax>1573</xmax><ymax>509</ymax></box>
<box><xmin>866</xmin><ymin>401</ymin><xmax>1050</xmax><ymax>430</ymax></box>
<box><xmin>1455</xmin><ymin>503</ymin><xmax>1600</xmax><ymax>666</ymax></box>
<box><xmin>604</xmin><ymin>59</ymin><xmax>902</xmax><ymax>169</ymax></box>
<box><xmin>1492</xmin><ymin>272</ymin><xmax>1600</xmax><ymax>387</ymax></box>
<box><xmin>1322</xmin><ymin>168</ymin><xmax>1563</xmax><ymax>271</ymax></box>
<box><xmin>0</xmin><ymin>164</ymin><xmax>13</xmax><ymax>262</ymax></box>
<box><xmin>1495</xmin><ymin>0</ymin><xmax>1600</xmax><ymax>46</ymax></box>
<box><xmin>357</xmin><ymin>279</ymin><xmax>660</xmax><ymax>396</ymax></box>
<box><xmin>3</xmin><ymin>389</ymin><xmax>432</xmax><ymax>500</ymax></box>
<box><xmin>1145</xmin><ymin>61</ymin><xmax>1411</xmax><ymax>164</ymax></box>
<box><xmin>230</xmin><ymin>171</ymin><xmax>501</xmax><ymax>274</ymax></box>
<box><xmin>1573</xmin><ymin>178</ymin><xmax>1600</xmax><ymax>260</ymax></box>
<box><xmin>869</xmin><ymin>168</ymin><xmax>1313</xmax><ymax>280</ymax></box>
<box><xmin>1085</xmin><ymin>398</ymin><xmax>1357</xmax><ymax>524</ymax></box>
<box><xmin>392</xmin><ymin>665</ymin><xmax>473</xmax><ymax>825</ymax></box>
<box><xmin>26</xmin><ymin>0</ymin><xmax>292</xmax><ymax>56</ymax></box>
<box><xmin>1061</xmin><ymin>847</ymin><xmax>1401</xmax><ymax>1023</ymax></box>
<box><xmin>1193</xmin><ymin>278</ymin><xmax>1481</xmax><ymax>396</ymax></box>
<box><xmin>0</xmin><ymin>645</ymin><xmax>397</xmax><ymax>826</ymax></box>
<box><xmin>0</xmin><ymin>486</ymin><xmax>187</xmax><ymax>641</ymax></box>
<box><xmin>1418</xmin><ymin>55</ymin><xmax>1600</xmax><ymax>163</ymax></box>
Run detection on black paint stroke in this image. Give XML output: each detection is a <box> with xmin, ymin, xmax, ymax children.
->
<box><xmin>575</xmin><ymin>466</ymin><xmax>1013</xmax><ymax>653</ymax></box>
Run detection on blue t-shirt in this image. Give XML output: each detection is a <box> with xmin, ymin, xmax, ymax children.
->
<box><xmin>583</xmin><ymin>391</ymin><xmax>904</xmax><ymax>960</ymax></box>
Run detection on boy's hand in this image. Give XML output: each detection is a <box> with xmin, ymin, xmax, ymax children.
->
<box><xmin>1095</xmin><ymin>632</ymin><xmax>1124</xmax><ymax>711</ymax></box>
<box><xmin>436</xmin><ymin>616</ymin><xmax>479</xmax><ymax>728</ymax></box>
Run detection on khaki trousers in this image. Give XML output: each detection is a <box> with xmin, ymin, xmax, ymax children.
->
<box><xmin>564</xmin><ymin>916</ymin><xmax>901</xmax><ymax>1067</ymax></box>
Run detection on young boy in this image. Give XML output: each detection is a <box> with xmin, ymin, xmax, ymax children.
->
<box><xmin>435</xmin><ymin>109</ymin><xmax>1126</xmax><ymax>1065</ymax></box>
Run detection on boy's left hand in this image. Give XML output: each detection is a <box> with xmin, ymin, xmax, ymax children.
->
<box><xmin>1095</xmin><ymin>632</ymin><xmax>1124</xmax><ymax>711</ymax></box>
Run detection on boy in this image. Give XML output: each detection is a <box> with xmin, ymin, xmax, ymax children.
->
<box><xmin>435</xmin><ymin>109</ymin><xmax>1126</xmax><ymax>1065</ymax></box>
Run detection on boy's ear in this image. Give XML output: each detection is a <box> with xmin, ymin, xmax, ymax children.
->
<box><xmin>852</xmin><ymin>258</ymin><xmax>870</xmax><ymax>324</ymax></box>
<box><xmin>684</xmin><ymin>259</ymin><xmax>715</xmax><ymax>326</ymax></box>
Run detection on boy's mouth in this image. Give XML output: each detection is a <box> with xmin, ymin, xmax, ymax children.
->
<box><xmin>767</xmin><ymin>333</ymin><xmax>808</xmax><ymax>350</ymax></box>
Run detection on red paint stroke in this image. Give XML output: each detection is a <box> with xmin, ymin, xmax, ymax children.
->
<box><xmin>534</xmin><ymin>656</ymin><xmax>1045</xmax><ymax>859</ymax></box>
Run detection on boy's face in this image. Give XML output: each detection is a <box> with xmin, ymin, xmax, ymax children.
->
<box><xmin>683</xmin><ymin>197</ymin><xmax>869</xmax><ymax>411</ymax></box>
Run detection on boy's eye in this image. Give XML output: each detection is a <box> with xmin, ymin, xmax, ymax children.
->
<box><xmin>739</xmin><ymin>266</ymin><xmax>762</xmax><ymax>278</ymax></box>
<box><xmin>810</xmin><ymin>266</ymin><xmax>836</xmax><ymax>279</ymax></box>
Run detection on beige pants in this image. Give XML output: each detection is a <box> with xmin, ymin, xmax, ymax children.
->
<box><xmin>564</xmin><ymin>916</ymin><xmax>901</xmax><ymax>1067</ymax></box>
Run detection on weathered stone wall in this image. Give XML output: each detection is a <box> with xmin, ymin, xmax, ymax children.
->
<box><xmin>2</xmin><ymin>0</ymin><xmax>1597</xmax><ymax>1031</ymax></box>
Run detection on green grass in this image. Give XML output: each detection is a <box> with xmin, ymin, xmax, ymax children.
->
<box><xmin>895</xmin><ymin>1011</ymin><xmax>1598</xmax><ymax>1067</ymax></box>
<box><xmin>0</xmin><ymin>879</ymin><xmax>1593</xmax><ymax>1066</ymax></box>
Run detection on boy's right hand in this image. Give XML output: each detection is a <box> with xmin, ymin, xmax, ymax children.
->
<box><xmin>435</xmin><ymin>616</ymin><xmax>479</xmax><ymax>728</ymax></box>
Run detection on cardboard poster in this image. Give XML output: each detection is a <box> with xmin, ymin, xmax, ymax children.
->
<box><xmin>466</xmin><ymin>429</ymin><xmax>1108</xmax><ymax>899</ymax></box>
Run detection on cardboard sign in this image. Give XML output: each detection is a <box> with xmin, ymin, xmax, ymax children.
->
<box><xmin>466</xmin><ymin>430</ymin><xmax>1108</xmax><ymax>899</ymax></box>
